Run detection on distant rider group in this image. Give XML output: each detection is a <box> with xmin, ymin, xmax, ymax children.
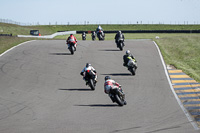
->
<box><xmin>65</xmin><ymin>25</ymin><xmax>137</xmax><ymax>106</ymax></box>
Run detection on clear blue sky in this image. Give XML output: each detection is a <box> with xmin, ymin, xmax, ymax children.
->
<box><xmin>1</xmin><ymin>0</ymin><xmax>200</xmax><ymax>25</ymax></box>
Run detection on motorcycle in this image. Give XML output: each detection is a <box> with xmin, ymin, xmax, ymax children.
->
<box><xmin>116</xmin><ymin>36</ymin><xmax>124</xmax><ymax>51</ymax></box>
<box><xmin>91</xmin><ymin>31</ymin><xmax>96</xmax><ymax>41</ymax></box>
<box><xmin>127</xmin><ymin>57</ymin><xmax>137</xmax><ymax>75</ymax></box>
<box><xmin>67</xmin><ymin>38</ymin><xmax>76</xmax><ymax>55</ymax></box>
<box><xmin>83</xmin><ymin>70</ymin><xmax>97</xmax><ymax>90</ymax></box>
<box><xmin>82</xmin><ymin>32</ymin><xmax>86</xmax><ymax>40</ymax></box>
<box><xmin>109</xmin><ymin>86</ymin><xmax>126</xmax><ymax>106</ymax></box>
<box><xmin>97</xmin><ymin>30</ymin><xmax>105</xmax><ymax>41</ymax></box>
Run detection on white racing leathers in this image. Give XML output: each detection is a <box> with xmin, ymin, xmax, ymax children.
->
<box><xmin>81</xmin><ymin>66</ymin><xmax>97</xmax><ymax>81</ymax></box>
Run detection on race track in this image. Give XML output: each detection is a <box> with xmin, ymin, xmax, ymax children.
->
<box><xmin>0</xmin><ymin>40</ymin><xmax>199</xmax><ymax>133</ymax></box>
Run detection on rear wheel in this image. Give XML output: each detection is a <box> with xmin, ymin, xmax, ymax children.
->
<box><xmin>70</xmin><ymin>46</ymin><xmax>74</xmax><ymax>55</ymax></box>
<box><xmin>119</xmin><ymin>42</ymin><xmax>123</xmax><ymax>51</ymax></box>
<box><xmin>131</xmin><ymin>67</ymin><xmax>136</xmax><ymax>75</ymax></box>
<box><xmin>114</xmin><ymin>94</ymin><xmax>124</xmax><ymax>106</ymax></box>
<box><xmin>89</xmin><ymin>79</ymin><xmax>95</xmax><ymax>90</ymax></box>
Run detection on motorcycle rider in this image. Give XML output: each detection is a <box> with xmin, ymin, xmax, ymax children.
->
<box><xmin>91</xmin><ymin>31</ymin><xmax>96</xmax><ymax>38</ymax></box>
<box><xmin>96</xmin><ymin>25</ymin><xmax>105</xmax><ymax>39</ymax></box>
<box><xmin>115</xmin><ymin>31</ymin><xmax>125</xmax><ymax>47</ymax></box>
<box><xmin>82</xmin><ymin>32</ymin><xmax>86</xmax><ymax>40</ymax></box>
<box><xmin>96</xmin><ymin>25</ymin><xmax>103</xmax><ymax>32</ymax></box>
<box><xmin>104</xmin><ymin>76</ymin><xmax>126</xmax><ymax>104</ymax></box>
<box><xmin>123</xmin><ymin>50</ymin><xmax>137</xmax><ymax>68</ymax></box>
<box><xmin>80</xmin><ymin>63</ymin><xmax>98</xmax><ymax>84</ymax></box>
<box><xmin>66</xmin><ymin>34</ymin><xmax>77</xmax><ymax>50</ymax></box>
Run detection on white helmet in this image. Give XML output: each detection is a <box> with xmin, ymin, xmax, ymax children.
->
<box><xmin>126</xmin><ymin>50</ymin><xmax>131</xmax><ymax>55</ymax></box>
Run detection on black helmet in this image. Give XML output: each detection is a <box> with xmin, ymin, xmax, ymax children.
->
<box><xmin>86</xmin><ymin>63</ymin><xmax>91</xmax><ymax>68</ymax></box>
<box><xmin>105</xmin><ymin>76</ymin><xmax>111</xmax><ymax>81</ymax></box>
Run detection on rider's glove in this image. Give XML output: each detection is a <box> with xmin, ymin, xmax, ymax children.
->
<box><xmin>80</xmin><ymin>72</ymin><xmax>84</xmax><ymax>76</ymax></box>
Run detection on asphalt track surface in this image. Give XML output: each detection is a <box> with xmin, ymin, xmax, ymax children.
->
<box><xmin>0</xmin><ymin>40</ymin><xmax>199</xmax><ymax>133</ymax></box>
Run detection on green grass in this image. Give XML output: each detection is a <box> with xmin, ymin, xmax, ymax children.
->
<box><xmin>1</xmin><ymin>22</ymin><xmax>200</xmax><ymax>82</ymax></box>
<box><xmin>155</xmin><ymin>34</ymin><xmax>200</xmax><ymax>82</ymax></box>
<box><xmin>1</xmin><ymin>22</ymin><xmax>200</xmax><ymax>35</ymax></box>
<box><xmin>0</xmin><ymin>36</ymin><xmax>32</xmax><ymax>54</ymax></box>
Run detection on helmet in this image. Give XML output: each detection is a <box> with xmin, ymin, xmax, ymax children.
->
<box><xmin>86</xmin><ymin>63</ymin><xmax>91</xmax><ymax>68</ymax></box>
<box><xmin>105</xmin><ymin>76</ymin><xmax>111</xmax><ymax>81</ymax></box>
<box><xmin>118</xmin><ymin>31</ymin><xmax>121</xmax><ymax>34</ymax></box>
<box><xmin>126</xmin><ymin>50</ymin><xmax>131</xmax><ymax>56</ymax></box>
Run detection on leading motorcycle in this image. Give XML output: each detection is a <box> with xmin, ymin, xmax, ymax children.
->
<box><xmin>97</xmin><ymin>30</ymin><xmax>105</xmax><ymax>41</ymax></box>
<box><xmin>109</xmin><ymin>86</ymin><xmax>126</xmax><ymax>106</ymax></box>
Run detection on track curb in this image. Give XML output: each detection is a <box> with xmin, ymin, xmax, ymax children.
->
<box><xmin>153</xmin><ymin>41</ymin><xmax>200</xmax><ymax>130</ymax></box>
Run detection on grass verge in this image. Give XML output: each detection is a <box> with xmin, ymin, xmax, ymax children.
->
<box><xmin>0</xmin><ymin>36</ymin><xmax>33</xmax><ymax>54</ymax></box>
<box><xmin>155</xmin><ymin>34</ymin><xmax>200</xmax><ymax>82</ymax></box>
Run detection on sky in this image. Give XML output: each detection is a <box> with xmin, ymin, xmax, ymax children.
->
<box><xmin>1</xmin><ymin>0</ymin><xmax>200</xmax><ymax>25</ymax></box>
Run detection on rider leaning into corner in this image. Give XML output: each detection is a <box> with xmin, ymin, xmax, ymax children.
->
<box><xmin>123</xmin><ymin>50</ymin><xmax>137</xmax><ymax>68</ymax></box>
<box><xmin>80</xmin><ymin>63</ymin><xmax>98</xmax><ymax>84</ymax></box>
<box><xmin>66</xmin><ymin>34</ymin><xmax>78</xmax><ymax>50</ymax></box>
<box><xmin>104</xmin><ymin>76</ymin><xmax>127</xmax><ymax>105</ymax></box>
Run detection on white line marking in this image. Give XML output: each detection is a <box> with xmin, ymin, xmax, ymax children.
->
<box><xmin>0</xmin><ymin>40</ymin><xmax>36</xmax><ymax>57</ymax></box>
<box><xmin>153</xmin><ymin>41</ymin><xmax>199</xmax><ymax>130</ymax></box>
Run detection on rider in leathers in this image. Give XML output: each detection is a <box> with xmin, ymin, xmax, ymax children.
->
<box><xmin>123</xmin><ymin>50</ymin><xmax>137</xmax><ymax>68</ymax></box>
<box><xmin>66</xmin><ymin>34</ymin><xmax>77</xmax><ymax>50</ymax></box>
<box><xmin>115</xmin><ymin>31</ymin><xmax>125</xmax><ymax>47</ymax></box>
<box><xmin>104</xmin><ymin>76</ymin><xmax>126</xmax><ymax>104</ymax></box>
<box><xmin>96</xmin><ymin>25</ymin><xmax>103</xmax><ymax>32</ymax></box>
<box><xmin>80</xmin><ymin>63</ymin><xmax>97</xmax><ymax>84</ymax></box>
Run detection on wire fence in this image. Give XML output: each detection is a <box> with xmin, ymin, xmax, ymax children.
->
<box><xmin>0</xmin><ymin>18</ymin><xmax>199</xmax><ymax>26</ymax></box>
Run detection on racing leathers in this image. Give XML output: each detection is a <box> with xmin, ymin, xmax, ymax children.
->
<box><xmin>80</xmin><ymin>66</ymin><xmax>97</xmax><ymax>83</ymax></box>
<box><xmin>115</xmin><ymin>32</ymin><xmax>125</xmax><ymax>44</ymax></box>
<box><xmin>104</xmin><ymin>79</ymin><xmax>121</xmax><ymax>94</ymax></box>
<box><xmin>66</xmin><ymin>35</ymin><xmax>77</xmax><ymax>50</ymax></box>
<box><xmin>123</xmin><ymin>54</ymin><xmax>137</xmax><ymax>67</ymax></box>
<box><xmin>104</xmin><ymin>79</ymin><xmax>125</xmax><ymax>102</ymax></box>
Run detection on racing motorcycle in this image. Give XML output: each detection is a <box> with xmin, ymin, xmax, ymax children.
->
<box><xmin>83</xmin><ymin>70</ymin><xmax>97</xmax><ymax>90</ymax></box>
<box><xmin>91</xmin><ymin>31</ymin><xmax>96</xmax><ymax>41</ymax></box>
<box><xmin>109</xmin><ymin>86</ymin><xmax>126</xmax><ymax>106</ymax></box>
<box><xmin>116</xmin><ymin>36</ymin><xmax>124</xmax><ymax>51</ymax></box>
<box><xmin>126</xmin><ymin>57</ymin><xmax>137</xmax><ymax>75</ymax></box>
<box><xmin>82</xmin><ymin>32</ymin><xmax>86</xmax><ymax>40</ymax></box>
<box><xmin>67</xmin><ymin>38</ymin><xmax>76</xmax><ymax>55</ymax></box>
<box><xmin>97</xmin><ymin>30</ymin><xmax>105</xmax><ymax>41</ymax></box>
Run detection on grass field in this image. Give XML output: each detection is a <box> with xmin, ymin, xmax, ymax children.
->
<box><xmin>0</xmin><ymin>22</ymin><xmax>200</xmax><ymax>82</ymax></box>
<box><xmin>1</xmin><ymin>22</ymin><xmax>200</xmax><ymax>35</ymax></box>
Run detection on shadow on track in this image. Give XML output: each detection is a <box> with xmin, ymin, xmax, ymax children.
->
<box><xmin>75</xmin><ymin>104</ymin><xmax>119</xmax><ymax>107</ymax></box>
<box><xmin>99</xmin><ymin>49</ymin><xmax>120</xmax><ymax>51</ymax></box>
<box><xmin>49</xmin><ymin>53</ymin><xmax>72</xmax><ymax>55</ymax></box>
<box><xmin>101</xmin><ymin>73</ymin><xmax>132</xmax><ymax>76</ymax></box>
<box><xmin>59</xmin><ymin>88</ymin><xmax>92</xmax><ymax>91</ymax></box>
